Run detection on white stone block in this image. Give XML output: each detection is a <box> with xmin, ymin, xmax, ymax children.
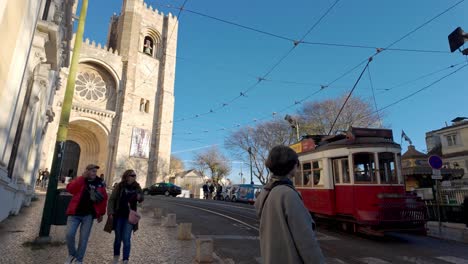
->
<box><xmin>162</xmin><ymin>213</ymin><xmax>176</xmax><ymax>227</ymax></box>
<box><xmin>177</xmin><ymin>223</ymin><xmax>192</xmax><ymax>240</ymax></box>
<box><xmin>195</xmin><ymin>238</ymin><xmax>213</xmax><ymax>263</ymax></box>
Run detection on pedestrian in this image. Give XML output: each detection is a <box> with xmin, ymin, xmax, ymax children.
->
<box><xmin>64</xmin><ymin>164</ymin><xmax>108</xmax><ymax>264</ymax></box>
<box><xmin>216</xmin><ymin>184</ymin><xmax>223</xmax><ymax>200</ymax></box>
<box><xmin>41</xmin><ymin>168</ymin><xmax>50</xmax><ymax>189</ymax></box>
<box><xmin>107</xmin><ymin>169</ymin><xmax>144</xmax><ymax>264</ymax></box>
<box><xmin>202</xmin><ymin>182</ymin><xmax>209</xmax><ymax>199</ymax></box>
<box><xmin>36</xmin><ymin>169</ymin><xmax>43</xmax><ymax>186</ymax></box>
<box><xmin>255</xmin><ymin>145</ymin><xmax>324</xmax><ymax>264</ymax></box>
<box><xmin>209</xmin><ymin>183</ymin><xmax>215</xmax><ymax>199</ymax></box>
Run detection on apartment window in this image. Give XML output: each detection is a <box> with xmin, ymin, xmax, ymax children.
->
<box><xmin>446</xmin><ymin>134</ymin><xmax>458</xmax><ymax>147</ymax></box>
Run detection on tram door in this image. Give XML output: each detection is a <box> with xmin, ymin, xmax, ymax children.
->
<box><xmin>332</xmin><ymin>158</ymin><xmax>354</xmax><ymax>215</ymax></box>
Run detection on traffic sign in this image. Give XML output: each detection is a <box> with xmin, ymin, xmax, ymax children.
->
<box><xmin>432</xmin><ymin>169</ymin><xmax>442</xmax><ymax>180</ymax></box>
<box><xmin>428</xmin><ymin>155</ymin><xmax>443</xmax><ymax>170</ymax></box>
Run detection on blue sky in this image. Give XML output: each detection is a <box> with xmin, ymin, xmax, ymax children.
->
<box><xmin>82</xmin><ymin>0</ymin><xmax>468</xmax><ymax>183</ymax></box>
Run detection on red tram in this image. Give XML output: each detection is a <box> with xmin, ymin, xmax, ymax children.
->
<box><xmin>291</xmin><ymin>127</ymin><xmax>427</xmax><ymax>236</ymax></box>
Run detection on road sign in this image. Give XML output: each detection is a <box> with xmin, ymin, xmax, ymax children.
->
<box><xmin>428</xmin><ymin>155</ymin><xmax>443</xmax><ymax>170</ymax></box>
<box><xmin>432</xmin><ymin>169</ymin><xmax>442</xmax><ymax>180</ymax></box>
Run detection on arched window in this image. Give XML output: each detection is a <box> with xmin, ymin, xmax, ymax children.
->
<box><xmin>144</xmin><ymin>100</ymin><xmax>150</xmax><ymax>113</ymax></box>
<box><xmin>143</xmin><ymin>36</ymin><xmax>154</xmax><ymax>56</ymax></box>
<box><xmin>139</xmin><ymin>98</ymin><xmax>145</xmax><ymax>112</ymax></box>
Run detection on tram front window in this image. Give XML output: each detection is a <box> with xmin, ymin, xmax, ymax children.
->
<box><xmin>302</xmin><ymin>163</ymin><xmax>312</xmax><ymax>186</ymax></box>
<box><xmin>353</xmin><ymin>153</ymin><xmax>376</xmax><ymax>183</ymax></box>
<box><xmin>312</xmin><ymin>161</ymin><xmax>323</xmax><ymax>186</ymax></box>
<box><xmin>378</xmin><ymin>152</ymin><xmax>397</xmax><ymax>184</ymax></box>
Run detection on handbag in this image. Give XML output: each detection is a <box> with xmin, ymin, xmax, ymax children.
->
<box><xmin>128</xmin><ymin>203</ymin><xmax>141</xmax><ymax>225</ymax></box>
<box><xmin>90</xmin><ymin>187</ymin><xmax>104</xmax><ymax>203</ymax></box>
<box><xmin>103</xmin><ymin>216</ymin><xmax>113</xmax><ymax>233</ymax></box>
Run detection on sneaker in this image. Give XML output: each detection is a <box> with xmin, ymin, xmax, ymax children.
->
<box><xmin>64</xmin><ymin>255</ymin><xmax>75</xmax><ymax>264</ymax></box>
<box><xmin>113</xmin><ymin>256</ymin><xmax>119</xmax><ymax>264</ymax></box>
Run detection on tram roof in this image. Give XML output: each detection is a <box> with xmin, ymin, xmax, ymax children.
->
<box><xmin>293</xmin><ymin>127</ymin><xmax>400</xmax><ymax>155</ymax></box>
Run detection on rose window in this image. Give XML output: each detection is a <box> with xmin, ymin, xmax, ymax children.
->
<box><xmin>75</xmin><ymin>71</ymin><xmax>107</xmax><ymax>102</ymax></box>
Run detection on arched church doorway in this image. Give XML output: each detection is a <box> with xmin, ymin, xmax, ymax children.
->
<box><xmin>67</xmin><ymin>119</ymin><xmax>109</xmax><ymax>180</ymax></box>
<box><xmin>60</xmin><ymin>140</ymin><xmax>81</xmax><ymax>180</ymax></box>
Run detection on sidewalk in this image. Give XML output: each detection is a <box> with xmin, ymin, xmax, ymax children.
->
<box><xmin>427</xmin><ymin>221</ymin><xmax>468</xmax><ymax>244</ymax></box>
<box><xmin>0</xmin><ymin>194</ymin><xmax>196</xmax><ymax>263</ymax></box>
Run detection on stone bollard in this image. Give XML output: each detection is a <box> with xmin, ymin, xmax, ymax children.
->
<box><xmin>153</xmin><ymin>208</ymin><xmax>163</xmax><ymax>219</ymax></box>
<box><xmin>195</xmin><ymin>238</ymin><xmax>213</xmax><ymax>263</ymax></box>
<box><xmin>162</xmin><ymin>213</ymin><xmax>177</xmax><ymax>227</ymax></box>
<box><xmin>177</xmin><ymin>223</ymin><xmax>192</xmax><ymax>240</ymax></box>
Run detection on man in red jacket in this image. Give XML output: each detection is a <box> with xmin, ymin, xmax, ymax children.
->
<box><xmin>64</xmin><ymin>164</ymin><xmax>108</xmax><ymax>264</ymax></box>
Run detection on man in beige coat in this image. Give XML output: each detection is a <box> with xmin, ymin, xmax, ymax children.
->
<box><xmin>255</xmin><ymin>145</ymin><xmax>324</xmax><ymax>264</ymax></box>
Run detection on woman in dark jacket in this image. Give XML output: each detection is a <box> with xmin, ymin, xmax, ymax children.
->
<box><xmin>107</xmin><ymin>170</ymin><xmax>144</xmax><ymax>264</ymax></box>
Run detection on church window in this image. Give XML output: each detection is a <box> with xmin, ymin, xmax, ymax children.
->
<box><xmin>145</xmin><ymin>100</ymin><xmax>150</xmax><ymax>113</ymax></box>
<box><xmin>140</xmin><ymin>99</ymin><xmax>145</xmax><ymax>112</ymax></box>
<box><xmin>143</xmin><ymin>36</ymin><xmax>154</xmax><ymax>56</ymax></box>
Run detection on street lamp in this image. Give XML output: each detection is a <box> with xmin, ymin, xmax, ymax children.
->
<box><xmin>285</xmin><ymin>114</ymin><xmax>300</xmax><ymax>141</ymax></box>
<box><xmin>247</xmin><ymin>147</ymin><xmax>254</xmax><ymax>185</ymax></box>
<box><xmin>448</xmin><ymin>27</ymin><xmax>468</xmax><ymax>54</ymax></box>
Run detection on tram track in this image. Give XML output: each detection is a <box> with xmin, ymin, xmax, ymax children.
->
<box><xmin>162</xmin><ymin>198</ymin><xmax>260</xmax><ymax>231</ymax></box>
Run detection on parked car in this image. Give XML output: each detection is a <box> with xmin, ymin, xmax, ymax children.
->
<box><xmin>230</xmin><ymin>184</ymin><xmax>263</xmax><ymax>204</ymax></box>
<box><xmin>143</xmin><ymin>182</ymin><xmax>182</xmax><ymax>197</ymax></box>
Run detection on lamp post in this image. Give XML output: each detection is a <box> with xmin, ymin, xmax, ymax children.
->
<box><xmin>247</xmin><ymin>147</ymin><xmax>253</xmax><ymax>185</ymax></box>
<box><xmin>448</xmin><ymin>27</ymin><xmax>468</xmax><ymax>54</ymax></box>
<box><xmin>37</xmin><ymin>0</ymin><xmax>89</xmax><ymax>241</ymax></box>
<box><xmin>285</xmin><ymin>114</ymin><xmax>300</xmax><ymax>141</ymax></box>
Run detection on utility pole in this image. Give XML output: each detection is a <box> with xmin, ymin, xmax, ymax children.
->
<box><xmin>285</xmin><ymin>114</ymin><xmax>300</xmax><ymax>141</ymax></box>
<box><xmin>37</xmin><ymin>0</ymin><xmax>89</xmax><ymax>241</ymax></box>
<box><xmin>248</xmin><ymin>147</ymin><xmax>253</xmax><ymax>185</ymax></box>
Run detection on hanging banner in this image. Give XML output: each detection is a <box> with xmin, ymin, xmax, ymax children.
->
<box><xmin>130</xmin><ymin>127</ymin><xmax>151</xmax><ymax>158</ymax></box>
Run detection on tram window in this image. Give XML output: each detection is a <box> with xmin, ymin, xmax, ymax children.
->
<box><xmin>312</xmin><ymin>161</ymin><xmax>323</xmax><ymax>186</ymax></box>
<box><xmin>333</xmin><ymin>159</ymin><xmax>341</xmax><ymax>184</ymax></box>
<box><xmin>302</xmin><ymin>163</ymin><xmax>312</xmax><ymax>187</ymax></box>
<box><xmin>341</xmin><ymin>159</ymin><xmax>350</xmax><ymax>183</ymax></box>
<box><xmin>294</xmin><ymin>164</ymin><xmax>303</xmax><ymax>186</ymax></box>
<box><xmin>353</xmin><ymin>153</ymin><xmax>376</xmax><ymax>183</ymax></box>
<box><xmin>378</xmin><ymin>152</ymin><xmax>397</xmax><ymax>184</ymax></box>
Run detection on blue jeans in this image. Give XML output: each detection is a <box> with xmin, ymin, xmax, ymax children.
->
<box><xmin>66</xmin><ymin>215</ymin><xmax>94</xmax><ymax>262</ymax></box>
<box><xmin>114</xmin><ymin>217</ymin><xmax>134</xmax><ymax>260</ymax></box>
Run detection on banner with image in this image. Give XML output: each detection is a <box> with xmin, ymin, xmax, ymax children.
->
<box><xmin>130</xmin><ymin>127</ymin><xmax>151</xmax><ymax>158</ymax></box>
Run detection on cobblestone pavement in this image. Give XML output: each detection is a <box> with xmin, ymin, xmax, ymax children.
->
<box><xmin>0</xmin><ymin>194</ymin><xmax>196</xmax><ymax>264</ymax></box>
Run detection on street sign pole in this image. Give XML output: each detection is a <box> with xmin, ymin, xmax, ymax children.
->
<box><xmin>428</xmin><ymin>155</ymin><xmax>443</xmax><ymax>232</ymax></box>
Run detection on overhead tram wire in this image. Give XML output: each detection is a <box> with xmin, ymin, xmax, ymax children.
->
<box><xmin>379</xmin><ymin>61</ymin><xmax>466</xmax><ymax>93</ymax></box>
<box><xmin>158</xmin><ymin>3</ymin><xmax>450</xmax><ymax>54</ymax></box>
<box><xmin>152</xmin><ymin>1</ymin><xmax>460</xmax><ymax>126</ymax></box>
<box><xmin>345</xmin><ymin>63</ymin><xmax>468</xmax><ymax>126</ymax></box>
<box><xmin>367</xmin><ymin>64</ymin><xmax>382</xmax><ymax>127</ymax></box>
<box><xmin>327</xmin><ymin>58</ymin><xmax>373</xmax><ymax>135</ymax></box>
<box><xmin>156</xmin><ymin>1</ymin><xmax>465</xmax><ymax>136</ymax></box>
<box><xmin>170</xmin><ymin>0</ymin><xmax>342</xmax><ymax>122</ymax></box>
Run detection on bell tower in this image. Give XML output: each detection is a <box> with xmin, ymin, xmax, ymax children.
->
<box><xmin>106</xmin><ymin>0</ymin><xmax>178</xmax><ymax>186</ymax></box>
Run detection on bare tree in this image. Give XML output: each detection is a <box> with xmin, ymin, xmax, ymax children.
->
<box><xmin>225</xmin><ymin>119</ymin><xmax>295</xmax><ymax>185</ymax></box>
<box><xmin>169</xmin><ymin>155</ymin><xmax>185</xmax><ymax>175</ymax></box>
<box><xmin>297</xmin><ymin>94</ymin><xmax>382</xmax><ymax>135</ymax></box>
<box><xmin>194</xmin><ymin>146</ymin><xmax>231</xmax><ymax>183</ymax></box>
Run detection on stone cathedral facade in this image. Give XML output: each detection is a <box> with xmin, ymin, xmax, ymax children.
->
<box><xmin>41</xmin><ymin>0</ymin><xmax>177</xmax><ymax>187</ymax></box>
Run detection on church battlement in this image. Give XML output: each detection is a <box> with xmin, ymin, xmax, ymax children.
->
<box><xmin>140</xmin><ymin>0</ymin><xmax>178</xmax><ymax>20</ymax></box>
<box><xmin>83</xmin><ymin>38</ymin><xmax>120</xmax><ymax>56</ymax></box>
